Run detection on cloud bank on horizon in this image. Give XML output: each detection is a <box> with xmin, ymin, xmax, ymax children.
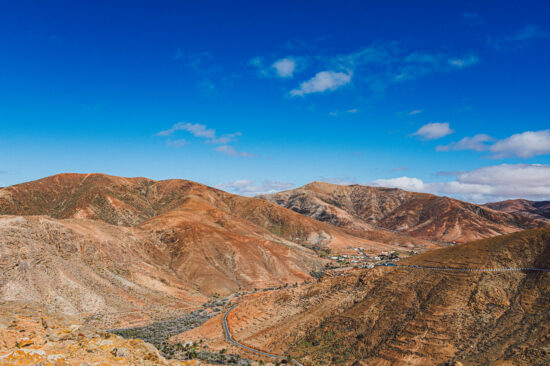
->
<box><xmin>372</xmin><ymin>164</ymin><xmax>550</xmax><ymax>203</ymax></box>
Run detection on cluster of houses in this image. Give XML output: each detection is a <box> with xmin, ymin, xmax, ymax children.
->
<box><xmin>329</xmin><ymin>248</ymin><xmax>405</xmax><ymax>266</ymax></box>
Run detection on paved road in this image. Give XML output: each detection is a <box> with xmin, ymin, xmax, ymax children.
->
<box><xmin>223</xmin><ymin>303</ymin><xmax>303</xmax><ymax>366</ymax></box>
<box><xmin>378</xmin><ymin>264</ymin><xmax>550</xmax><ymax>272</ymax></box>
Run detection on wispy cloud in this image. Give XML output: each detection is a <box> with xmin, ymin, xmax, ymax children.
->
<box><xmin>488</xmin><ymin>25</ymin><xmax>548</xmax><ymax>50</ymax></box>
<box><xmin>166</xmin><ymin>139</ymin><xmax>188</xmax><ymax>148</ymax></box>
<box><xmin>208</xmin><ymin>132</ymin><xmax>243</xmax><ymax>145</ymax></box>
<box><xmin>412</xmin><ymin>122</ymin><xmax>454</xmax><ymax>140</ymax></box>
<box><xmin>215</xmin><ymin>145</ymin><xmax>255</xmax><ymax>157</ymax></box>
<box><xmin>216</xmin><ymin>179</ymin><xmax>293</xmax><ymax>196</ymax></box>
<box><xmin>175</xmin><ymin>50</ymin><xmax>223</xmax><ymax>95</ymax></box>
<box><xmin>408</xmin><ymin>109</ymin><xmax>423</xmax><ymax>116</ymax></box>
<box><xmin>290</xmin><ymin>70</ymin><xmax>352</xmax><ymax>96</ymax></box>
<box><xmin>197</xmin><ymin>79</ymin><xmax>217</xmax><ymax>96</ymax></box>
<box><xmin>447</xmin><ymin>54</ymin><xmax>480</xmax><ymax>68</ymax></box>
<box><xmin>157</xmin><ymin>122</ymin><xmax>253</xmax><ymax>156</ymax></box>
<box><xmin>158</xmin><ymin>122</ymin><xmax>216</xmax><ymax>139</ymax></box>
<box><xmin>329</xmin><ymin>108</ymin><xmax>359</xmax><ymax>117</ymax></box>
<box><xmin>436</xmin><ymin>134</ymin><xmax>493</xmax><ymax>152</ymax></box>
<box><xmin>373</xmin><ymin>164</ymin><xmax>550</xmax><ymax>203</ymax></box>
<box><xmin>175</xmin><ymin>50</ymin><xmax>223</xmax><ymax>74</ymax></box>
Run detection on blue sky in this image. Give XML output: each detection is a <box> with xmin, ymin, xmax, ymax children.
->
<box><xmin>1</xmin><ymin>0</ymin><xmax>549</xmax><ymax>202</ymax></box>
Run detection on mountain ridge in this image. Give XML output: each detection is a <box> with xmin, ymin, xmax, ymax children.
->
<box><xmin>484</xmin><ymin>198</ymin><xmax>550</xmax><ymax>222</ymax></box>
<box><xmin>259</xmin><ymin>181</ymin><xmax>545</xmax><ymax>243</ymax></box>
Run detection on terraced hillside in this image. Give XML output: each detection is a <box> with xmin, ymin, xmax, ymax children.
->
<box><xmin>197</xmin><ymin>227</ymin><xmax>550</xmax><ymax>365</ymax></box>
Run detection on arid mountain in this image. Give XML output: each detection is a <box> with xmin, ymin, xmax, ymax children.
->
<box><xmin>2</xmin><ymin>173</ymin><xmax>440</xmax><ymax>324</ymax></box>
<box><xmin>0</xmin><ymin>173</ymin><xmax>439</xmax><ymax>255</ymax></box>
<box><xmin>0</xmin><ymin>174</ymin><xmax>345</xmax><ymax>304</ymax></box>
<box><xmin>195</xmin><ymin>227</ymin><xmax>550</xmax><ymax>365</ymax></box>
<box><xmin>259</xmin><ymin>181</ymin><xmax>545</xmax><ymax>243</ymax></box>
<box><xmin>485</xmin><ymin>199</ymin><xmax>550</xmax><ymax>222</ymax></box>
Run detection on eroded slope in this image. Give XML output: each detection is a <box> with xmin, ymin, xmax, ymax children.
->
<box><xmin>259</xmin><ymin>181</ymin><xmax>545</xmax><ymax>243</ymax></box>
<box><xmin>205</xmin><ymin>227</ymin><xmax>550</xmax><ymax>365</ymax></box>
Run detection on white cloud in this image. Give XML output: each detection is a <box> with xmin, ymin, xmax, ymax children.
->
<box><xmin>157</xmin><ymin>122</ymin><xmax>252</xmax><ymax>155</ymax></box>
<box><xmin>157</xmin><ymin>122</ymin><xmax>215</xmax><ymax>138</ymax></box>
<box><xmin>215</xmin><ymin>145</ymin><xmax>255</xmax><ymax>157</ymax></box>
<box><xmin>290</xmin><ymin>71</ymin><xmax>352</xmax><ymax>96</ymax></box>
<box><xmin>408</xmin><ymin>109</ymin><xmax>423</xmax><ymax>115</ymax></box>
<box><xmin>373</xmin><ymin>176</ymin><xmax>426</xmax><ymax>192</ymax></box>
<box><xmin>272</xmin><ymin>58</ymin><xmax>296</xmax><ymax>78</ymax></box>
<box><xmin>489</xmin><ymin>130</ymin><xmax>550</xmax><ymax>158</ymax></box>
<box><xmin>253</xmin><ymin>41</ymin><xmax>480</xmax><ymax>98</ymax></box>
<box><xmin>157</xmin><ymin>122</ymin><xmax>242</xmax><ymax>145</ymax></box>
<box><xmin>372</xmin><ymin>164</ymin><xmax>550</xmax><ymax>203</ymax></box>
<box><xmin>435</xmin><ymin>130</ymin><xmax>550</xmax><ymax>158</ymax></box>
<box><xmin>436</xmin><ymin>134</ymin><xmax>493</xmax><ymax>152</ymax></box>
<box><xmin>412</xmin><ymin>122</ymin><xmax>454</xmax><ymax>140</ymax></box>
<box><xmin>208</xmin><ymin>132</ymin><xmax>242</xmax><ymax>145</ymax></box>
<box><xmin>250</xmin><ymin>56</ymin><xmax>303</xmax><ymax>78</ymax></box>
<box><xmin>216</xmin><ymin>180</ymin><xmax>294</xmax><ymax>196</ymax></box>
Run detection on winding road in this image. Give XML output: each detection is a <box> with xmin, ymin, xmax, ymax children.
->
<box><xmin>378</xmin><ymin>264</ymin><xmax>550</xmax><ymax>272</ymax></box>
<box><xmin>223</xmin><ymin>303</ymin><xmax>303</xmax><ymax>366</ymax></box>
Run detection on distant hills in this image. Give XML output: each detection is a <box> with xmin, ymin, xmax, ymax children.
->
<box><xmin>259</xmin><ymin>181</ymin><xmax>545</xmax><ymax>243</ymax></box>
<box><xmin>485</xmin><ymin>198</ymin><xmax>550</xmax><ymax>221</ymax></box>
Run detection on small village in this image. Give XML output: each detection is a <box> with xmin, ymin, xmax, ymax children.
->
<box><xmin>327</xmin><ymin>248</ymin><xmax>420</xmax><ymax>269</ymax></box>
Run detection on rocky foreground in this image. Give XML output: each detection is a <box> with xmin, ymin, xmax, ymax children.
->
<box><xmin>0</xmin><ymin>302</ymin><xmax>200</xmax><ymax>365</ymax></box>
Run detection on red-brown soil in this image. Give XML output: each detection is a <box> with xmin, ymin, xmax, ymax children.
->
<box><xmin>485</xmin><ymin>199</ymin><xmax>550</xmax><ymax>222</ymax></box>
<box><xmin>198</xmin><ymin>227</ymin><xmax>550</xmax><ymax>365</ymax></box>
<box><xmin>259</xmin><ymin>181</ymin><xmax>546</xmax><ymax>243</ymax></box>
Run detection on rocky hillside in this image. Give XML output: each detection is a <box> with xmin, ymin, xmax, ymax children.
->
<box><xmin>0</xmin><ymin>174</ymin><xmax>356</xmax><ymax>306</ymax></box>
<box><xmin>485</xmin><ymin>199</ymin><xmax>550</xmax><ymax>222</ymax></box>
<box><xmin>0</xmin><ymin>215</ymin><xmax>207</xmax><ymax>328</ymax></box>
<box><xmin>202</xmin><ymin>227</ymin><xmax>550</xmax><ymax>365</ymax></box>
<box><xmin>259</xmin><ymin>181</ymin><xmax>545</xmax><ymax>243</ymax></box>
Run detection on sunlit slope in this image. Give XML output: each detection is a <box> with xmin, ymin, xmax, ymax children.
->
<box><xmin>260</xmin><ymin>181</ymin><xmax>545</xmax><ymax>243</ymax></box>
<box><xmin>213</xmin><ymin>227</ymin><xmax>550</xmax><ymax>365</ymax></box>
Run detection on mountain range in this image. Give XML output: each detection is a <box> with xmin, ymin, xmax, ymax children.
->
<box><xmin>0</xmin><ymin>173</ymin><xmax>548</xmax><ymax>365</ymax></box>
<box><xmin>259</xmin><ymin>181</ymin><xmax>544</xmax><ymax>243</ymax></box>
<box><xmin>484</xmin><ymin>199</ymin><xmax>550</xmax><ymax>222</ymax></box>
